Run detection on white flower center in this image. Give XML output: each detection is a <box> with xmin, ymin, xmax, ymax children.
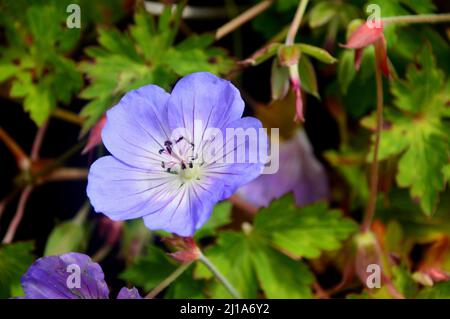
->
<box><xmin>158</xmin><ymin>136</ymin><xmax>202</xmax><ymax>182</ymax></box>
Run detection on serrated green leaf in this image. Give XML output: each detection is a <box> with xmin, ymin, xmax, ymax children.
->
<box><xmin>254</xmin><ymin>195</ymin><xmax>358</xmax><ymax>258</ymax></box>
<box><xmin>195</xmin><ymin>232</ymin><xmax>258</xmax><ymax>298</ymax></box>
<box><xmin>251</xmin><ymin>242</ymin><xmax>314</xmax><ymax>298</ymax></box>
<box><xmin>368</xmin><ymin>46</ymin><xmax>449</xmax><ymax>215</ymax></box>
<box><xmin>0</xmin><ymin>242</ymin><xmax>34</xmax><ymax>298</ymax></box>
<box><xmin>166</xmin><ymin>269</ymin><xmax>206</xmax><ymax>299</ymax></box>
<box><xmin>79</xmin><ymin>8</ymin><xmax>233</xmax><ymax>132</ymax></box>
<box><xmin>120</xmin><ymin>246</ymin><xmax>177</xmax><ymax>291</ymax></box>
<box><xmin>417</xmin><ymin>281</ymin><xmax>450</xmax><ymax>299</ymax></box>
<box><xmin>195</xmin><ymin>201</ymin><xmax>232</xmax><ymax>240</ymax></box>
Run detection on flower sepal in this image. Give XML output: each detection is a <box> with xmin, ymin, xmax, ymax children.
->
<box><xmin>163</xmin><ymin>235</ymin><xmax>201</xmax><ymax>263</ymax></box>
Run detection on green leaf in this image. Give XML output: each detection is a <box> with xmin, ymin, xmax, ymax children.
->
<box><xmin>195</xmin><ymin>201</ymin><xmax>232</xmax><ymax>240</ymax></box>
<box><xmin>251</xmin><ymin>242</ymin><xmax>313</xmax><ymax>298</ymax></box>
<box><xmin>0</xmin><ymin>64</ymin><xmax>19</xmax><ymax>82</ymax></box>
<box><xmin>392</xmin><ymin>266</ymin><xmax>418</xmax><ymax>298</ymax></box>
<box><xmin>366</xmin><ymin>46</ymin><xmax>449</xmax><ymax>215</ymax></box>
<box><xmin>417</xmin><ymin>281</ymin><xmax>450</xmax><ymax>299</ymax></box>
<box><xmin>120</xmin><ymin>246</ymin><xmax>177</xmax><ymax>291</ymax></box>
<box><xmin>308</xmin><ymin>2</ymin><xmax>337</xmax><ymax>28</ymax></box>
<box><xmin>166</xmin><ymin>269</ymin><xmax>206</xmax><ymax>299</ymax></box>
<box><xmin>255</xmin><ymin>196</ymin><xmax>358</xmax><ymax>258</ymax></box>
<box><xmin>337</xmin><ymin>50</ymin><xmax>356</xmax><ymax>94</ymax></box>
<box><xmin>270</xmin><ymin>59</ymin><xmax>289</xmax><ymax>100</ymax></box>
<box><xmin>195</xmin><ymin>232</ymin><xmax>259</xmax><ymax>299</ymax></box>
<box><xmin>195</xmin><ymin>196</ymin><xmax>356</xmax><ymax>298</ymax></box>
<box><xmin>80</xmin><ymin>9</ymin><xmax>233</xmax><ymax>131</ymax></box>
<box><xmin>0</xmin><ymin>1</ymin><xmax>83</xmax><ymax>125</ymax></box>
<box><xmin>443</xmin><ymin>164</ymin><xmax>450</xmax><ymax>185</ymax></box>
<box><xmin>44</xmin><ymin>220</ymin><xmax>89</xmax><ymax>256</ymax></box>
<box><xmin>298</xmin><ymin>56</ymin><xmax>319</xmax><ymax>99</ymax></box>
<box><xmin>0</xmin><ymin>242</ymin><xmax>34</xmax><ymax>298</ymax></box>
<box><xmin>297</xmin><ymin>43</ymin><xmax>337</xmax><ymax>64</ymax></box>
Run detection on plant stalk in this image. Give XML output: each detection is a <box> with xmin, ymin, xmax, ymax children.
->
<box><xmin>285</xmin><ymin>0</ymin><xmax>310</xmax><ymax>45</ymax></box>
<box><xmin>145</xmin><ymin>262</ymin><xmax>193</xmax><ymax>299</ymax></box>
<box><xmin>361</xmin><ymin>54</ymin><xmax>384</xmax><ymax>232</ymax></box>
<box><xmin>383</xmin><ymin>13</ymin><xmax>450</xmax><ymax>25</ymax></box>
<box><xmin>198</xmin><ymin>252</ymin><xmax>242</xmax><ymax>299</ymax></box>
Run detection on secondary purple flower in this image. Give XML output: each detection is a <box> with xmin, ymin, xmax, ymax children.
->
<box><xmin>21</xmin><ymin>252</ymin><xmax>141</xmax><ymax>299</ymax></box>
<box><xmin>87</xmin><ymin>72</ymin><xmax>267</xmax><ymax>236</ymax></box>
<box><xmin>238</xmin><ymin>129</ymin><xmax>329</xmax><ymax>208</ymax></box>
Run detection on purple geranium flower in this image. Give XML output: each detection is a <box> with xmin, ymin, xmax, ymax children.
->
<box><xmin>238</xmin><ymin>129</ymin><xmax>329</xmax><ymax>207</ymax></box>
<box><xmin>21</xmin><ymin>252</ymin><xmax>141</xmax><ymax>299</ymax></box>
<box><xmin>87</xmin><ymin>72</ymin><xmax>267</xmax><ymax>236</ymax></box>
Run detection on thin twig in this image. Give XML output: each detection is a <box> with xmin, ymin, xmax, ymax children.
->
<box><xmin>2</xmin><ymin>185</ymin><xmax>33</xmax><ymax>244</ymax></box>
<box><xmin>41</xmin><ymin>168</ymin><xmax>88</xmax><ymax>183</ymax></box>
<box><xmin>92</xmin><ymin>244</ymin><xmax>113</xmax><ymax>263</ymax></box>
<box><xmin>285</xmin><ymin>0</ymin><xmax>309</xmax><ymax>45</ymax></box>
<box><xmin>53</xmin><ymin>108</ymin><xmax>84</xmax><ymax>126</ymax></box>
<box><xmin>0</xmin><ymin>127</ymin><xmax>29</xmax><ymax>169</ymax></box>
<box><xmin>145</xmin><ymin>262</ymin><xmax>193</xmax><ymax>299</ymax></box>
<box><xmin>31</xmin><ymin>121</ymin><xmax>49</xmax><ymax>161</ymax></box>
<box><xmin>361</xmin><ymin>54</ymin><xmax>384</xmax><ymax>232</ymax></box>
<box><xmin>383</xmin><ymin>13</ymin><xmax>450</xmax><ymax>25</ymax></box>
<box><xmin>215</xmin><ymin>0</ymin><xmax>273</xmax><ymax>40</ymax></box>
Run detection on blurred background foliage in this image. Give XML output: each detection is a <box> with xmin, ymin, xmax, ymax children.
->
<box><xmin>0</xmin><ymin>0</ymin><xmax>449</xmax><ymax>299</ymax></box>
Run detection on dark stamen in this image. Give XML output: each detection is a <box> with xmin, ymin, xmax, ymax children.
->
<box><xmin>161</xmin><ymin>162</ymin><xmax>165</xmax><ymax>169</ymax></box>
<box><xmin>158</xmin><ymin>148</ymin><xmax>164</xmax><ymax>154</ymax></box>
<box><xmin>181</xmin><ymin>162</ymin><xmax>187</xmax><ymax>170</ymax></box>
<box><xmin>176</xmin><ymin>136</ymin><xmax>184</xmax><ymax>143</ymax></box>
<box><xmin>188</xmin><ymin>162</ymin><xmax>193</xmax><ymax>169</ymax></box>
<box><xmin>164</xmin><ymin>140</ymin><xmax>172</xmax><ymax>147</ymax></box>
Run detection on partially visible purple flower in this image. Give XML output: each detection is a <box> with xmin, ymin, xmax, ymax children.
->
<box><xmin>21</xmin><ymin>252</ymin><xmax>141</xmax><ymax>299</ymax></box>
<box><xmin>117</xmin><ymin>287</ymin><xmax>142</xmax><ymax>299</ymax></box>
<box><xmin>238</xmin><ymin>129</ymin><xmax>329</xmax><ymax>208</ymax></box>
<box><xmin>87</xmin><ymin>72</ymin><xmax>267</xmax><ymax>236</ymax></box>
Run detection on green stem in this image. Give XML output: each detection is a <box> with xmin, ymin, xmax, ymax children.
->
<box><xmin>145</xmin><ymin>262</ymin><xmax>193</xmax><ymax>299</ymax></box>
<box><xmin>285</xmin><ymin>0</ymin><xmax>309</xmax><ymax>45</ymax></box>
<box><xmin>198</xmin><ymin>253</ymin><xmax>242</xmax><ymax>299</ymax></box>
<box><xmin>383</xmin><ymin>13</ymin><xmax>450</xmax><ymax>25</ymax></box>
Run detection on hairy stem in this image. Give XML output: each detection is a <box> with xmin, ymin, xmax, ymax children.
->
<box><xmin>198</xmin><ymin>252</ymin><xmax>242</xmax><ymax>299</ymax></box>
<box><xmin>42</xmin><ymin>168</ymin><xmax>88</xmax><ymax>183</ymax></box>
<box><xmin>31</xmin><ymin>121</ymin><xmax>49</xmax><ymax>161</ymax></box>
<box><xmin>0</xmin><ymin>127</ymin><xmax>29</xmax><ymax>169</ymax></box>
<box><xmin>383</xmin><ymin>13</ymin><xmax>450</xmax><ymax>25</ymax></box>
<box><xmin>145</xmin><ymin>262</ymin><xmax>193</xmax><ymax>299</ymax></box>
<box><xmin>362</xmin><ymin>56</ymin><xmax>384</xmax><ymax>232</ymax></box>
<box><xmin>215</xmin><ymin>0</ymin><xmax>273</xmax><ymax>40</ymax></box>
<box><xmin>2</xmin><ymin>185</ymin><xmax>33</xmax><ymax>244</ymax></box>
<box><xmin>285</xmin><ymin>0</ymin><xmax>309</xmax><ymax>45</ymax></box>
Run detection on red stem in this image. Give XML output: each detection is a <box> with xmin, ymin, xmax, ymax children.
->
<box><xmin>2</xmin><ymin>186</ymin><xmax>33</xmax><ymax>244</ymax></box>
